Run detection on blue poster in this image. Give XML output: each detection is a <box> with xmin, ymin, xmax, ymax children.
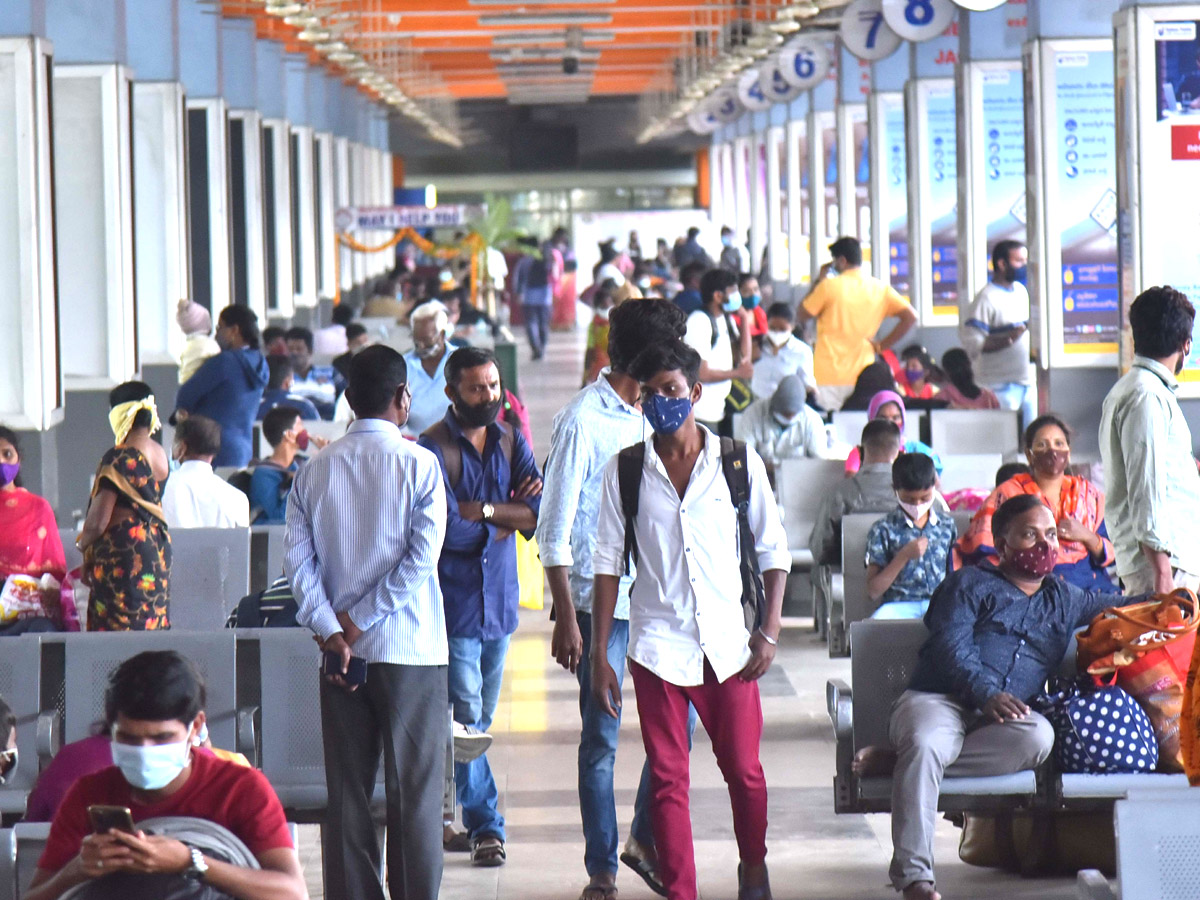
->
<box><xmin>927</xmin><ymin>86</ymin><xmax>958</xmax><ymax>313</ymax></box>
<box><xmin>884</xmin><ymin>96</ymin><xmax>909</xmax><ymax>296</ymax></box>
<box><xmin>982</xmin><ymin>67</ymin><xmax>1027</xmax><ymax>247</ymax></box>
<box><xmin>1055</xmin><ymin>48</ymin><xmax>1119</xmax><ymax>350</ymax></box>
<box><xmin>823</xmin><ymin>122</ymin><xmax>840</xmax><ymax>241</ymax></box>
<box><xmin>853</xmin><ymin>113</ymin><xmax>871</xmax><ymax>247</ymax></box>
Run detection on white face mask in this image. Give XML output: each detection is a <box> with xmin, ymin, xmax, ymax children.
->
<box><xmin>772</xmin><ymin>411</ymin><xmax>800</xmax><ymax>428</ymax></box>
<box><xmin>898</xmin><ymin>499</ymin><xmax>934</xmax><ymax>523</ymax></box>
<box><xmin>596</xmin><ymin>307</ymin><xmax>612</xmax><ymax>321</ymax></box>
<box><xmin>111</xmin><ymin>731</ymin><xmax>192</xmax><ymax>791</ymax></box>
<box><xmin>765</xmin><ymin>329</ymin><xmax>791</xmax><ymax>348</ymax></box>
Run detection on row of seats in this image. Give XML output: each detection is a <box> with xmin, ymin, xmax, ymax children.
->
<box><xmin>826</xmin><ymin>408</ymin><xmax>1023</xmax><ymax>459</ymax></box>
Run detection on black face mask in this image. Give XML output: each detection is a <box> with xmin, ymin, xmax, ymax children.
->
<box><xmin>455</xmin><ymin>395</ymin><xmax>502</xmax><ymax>429</ymax></box>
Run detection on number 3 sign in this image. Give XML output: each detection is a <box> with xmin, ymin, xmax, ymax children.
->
<box><xmin>881</xmin><ymin>0</ymin><xmax>956</xmax><ymax>42</ymax></box>
<box><xmin>840</xmin><ymin>0</ymin><xmax>903</xmax><ymax>62</ymax></box>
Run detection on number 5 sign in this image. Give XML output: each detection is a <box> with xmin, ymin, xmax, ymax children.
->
<box><xmin>882</xmin><ymin>0</ymin><xmax>956</xmax><ymax>42</ymax></box>
<box><xmin>840</xmin><ymin>0</ymin><xmax>903</xmax><ymax>61</ymax></box>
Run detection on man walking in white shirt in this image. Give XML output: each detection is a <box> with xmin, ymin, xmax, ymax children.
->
<box><xmin>591</xmin><ymin>339</ymin><xmax>790</xmax><ymax>900</ymax></box>
<box><xmin>161</xmin><ymin>415</ymin><xmax>250</xmax><ymax>528</ymax></box>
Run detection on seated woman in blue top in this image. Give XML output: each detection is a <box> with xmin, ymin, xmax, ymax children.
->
<box><xmin>843</xmin><ymin>389</ymin><xmax>943</xmax><ymax>477</ymax></box>
<box><xmin>174</xmin><ymin>305</ymin><xmax>269</xmax><ymax>467</ymax></box>
<box><xmin>249</xmin><ymin>406</ymin><xmax>326</xmax><ymax>523</ymax></box>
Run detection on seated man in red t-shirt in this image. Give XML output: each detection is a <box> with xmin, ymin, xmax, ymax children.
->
<box><xmin>26</xmin><ymin>651</ymin><xmax>306</xmax><ymax>900</ymax></box>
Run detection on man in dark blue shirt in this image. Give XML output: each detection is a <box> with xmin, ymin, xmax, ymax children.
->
<box><xmin>671</xmin><ymin>261</ymin><xmax>706</xmax><ymax>316</ymax></box>
<box><xmin>418</xmin><ymin>347</ymin><xmax>542</xmax><ymax>868</ymax></box>
<box><xmin>881</xmin><ymin>494</ymin><xmax>1124</xmax><ymax>900</ymax></box>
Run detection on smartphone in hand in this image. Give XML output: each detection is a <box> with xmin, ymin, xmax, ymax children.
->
<box><xmin>87</xmin><ymin>805</ymin><xmax>136</xmax><ymax>835</ymax></box>
<box><xmin>322</xmin><ymin>651</ymin><xmax>367</xmax><ymax>686</ymax></box>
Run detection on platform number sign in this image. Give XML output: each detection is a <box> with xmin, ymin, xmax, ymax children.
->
<box><xmin>779</xmin><ymin>35</ymin><xmax>832</xmax><ymax>91</ymax></box>
<box><xmin>882</xmin><ymin>0</ymin><xmax>956</xmax><ymax>43</ymax></box>
<box><xmin>949</xmin><ymin>0</ymin><xmax>1005</xmax><ymax>10</ymax></box>
<box><xmin>738</xmin><ymin>68</ymin><xmax>773</xmax><ymax>111</ymax></box>
<box><xmin>840</xmin><ymin>0</ymin><xmax>904</xmax><ymax>62</ymax></box>
<box><xmin>710</xmin><ymin>87</ymin><xmax>743</xmax><ymax>124</ymax></box>
<box><xmin>758</xmin><ymin>58</ymin><xmax>806</xmax><ymax>104</ymax></box>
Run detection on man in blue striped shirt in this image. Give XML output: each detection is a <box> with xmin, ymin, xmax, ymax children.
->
<box><xmin>285</xmin><ymin>345</ymin><xmax>448</xmax><ymax>900</ymax></box>
<box><xmin>419</xmin><ymin>346</ymin><xmax>543</xmax><ymax>868</ymax></box>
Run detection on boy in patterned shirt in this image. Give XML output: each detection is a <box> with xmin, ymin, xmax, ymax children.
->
<box><xmin>865</xmin><ymin>453</ymin><xmax>957</xmax><ymax>619</ymax></box>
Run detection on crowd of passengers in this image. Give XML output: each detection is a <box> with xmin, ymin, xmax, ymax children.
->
<box><xmin>1</xmin><ymin>218</ymin><xmax>1197</xmax><ymax>900</ymax></box>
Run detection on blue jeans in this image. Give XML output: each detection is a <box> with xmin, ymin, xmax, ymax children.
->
<box><xmin>575</xmin><ymin>612</ymin><xmax>696</xmax><ymax>877</ymax></box>
<box><xmin>870</xmin><ymin>600</ymin><xmax>930</xmax><ymax>620</ymax></box>
<box><xmin>523</xmin><ymin>303</ymin><xmax>551</xmax><ymax>358</ymax></box>
<box><xmin>448</xmin><ymin>634</ymin><xmax>511</xmax><ymax>841</ymax></box>
<box><xmin>990</xmin><ymin>381</ymin><xmax>1036</xmax><ymax>430</ymax></box>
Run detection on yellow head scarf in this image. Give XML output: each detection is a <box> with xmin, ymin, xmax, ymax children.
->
<box><xmin>108</xmin><ymin>397</ymin><xmax>162</xmax><ymax>445</ymax></box>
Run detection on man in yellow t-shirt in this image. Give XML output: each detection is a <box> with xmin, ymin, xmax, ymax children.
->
<box><xmin>798</xmin><ymin>237</ymin><xmax>917</xmax><ymax>410</ymax></box>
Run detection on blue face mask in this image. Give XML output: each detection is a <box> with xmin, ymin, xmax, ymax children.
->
<box><xmin>743</xmin><ymin>293</ymin><xmax>761</xmax><ymax>310</ymax></box>
<box><xmin>643</xmin><ymin>392</ymin><xmax>693</xmax><ymax>435</ymax></box>
<box><xmin>722</xmin><ymin>290</ymin><xmax>742</xmax><ymax>313</ymax></box>
<box><xmin>1012</xmin><ymin>265</ymin><xmax>1028</xmax><ymax>286</ymax></box>
<box><xmin>721</xmin><ymin>235</ymin><xmax>733</xmax><ymax>247</ymax></box>
<box><xmin>111</xmin><ymin>735</ymin><xmax>191</xmax><ymax>791</ymax></box>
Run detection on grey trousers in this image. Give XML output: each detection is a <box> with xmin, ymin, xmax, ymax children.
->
<box><xmin>320</xmin><ymin>663</ymin><xmax>448</xmax><ymax>900</ymax></box>
<box><xmin>886</xmin><ymin>690</ymin><xmax>1054</xmax><ymax>892</ymax></box>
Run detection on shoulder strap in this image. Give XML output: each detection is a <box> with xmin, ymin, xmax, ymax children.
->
<box><xmin>422</xmin><ymin>420</ymin><xmax>463</xmax><ymax>491</ymax></box>
<box><xmin>707</xmin><ymin>312</ymin><xmax>719</xmax><ymax>349</ymax></box>
<box><xmin>617</xmin><ymin>443</ymin><xmax>646</xmax><ymax>576</ymax></box>
<box><xmin>498</xmin><ymin>421</ymin><xmax>516</xmax><ymax>466</ymax></box>
<box><xmin>720</xmin><ymin>437</ymin><xmax>766</xmax><ymax>631</ymax></box>
<box><xmin>719</xmin><ymin>437</ymin><xmax>751</xmax><ymax>510</ymax></box>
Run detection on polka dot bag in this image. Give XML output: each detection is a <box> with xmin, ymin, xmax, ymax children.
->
<box><xmin>1034</xmin><ymin>680</ymin><xmax>1159</xmax><ymax>774</ymax></box>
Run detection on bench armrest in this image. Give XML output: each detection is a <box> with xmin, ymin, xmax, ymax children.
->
<box><xmin>827</xmin><ymin>678</ymin><xmax>853</xmax><ymax>741</ymax></box>
<box><xmin>237</xmin><ymin>705</ymin><xmax>259</xmax><ymax>767</ymax></box>
<box><xmin>36</xmin><ymin>710</ymin><xmax>61</xmax><ymax>766</ymax></box>
<box><xmin>1075</xmin><ymin>869</ymin><xmax>1115</xmax><ymax>900</ymax></box>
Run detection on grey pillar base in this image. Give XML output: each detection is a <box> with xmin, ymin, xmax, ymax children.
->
<box><xmin>55</xmin><ymin>387</ymin><xmax>123</xmax><ymax>524</ymax></box>
<box><xmin>13</xmin><ymin>424</ymin><xmax>62</xmax><ymax>515</ymax></box>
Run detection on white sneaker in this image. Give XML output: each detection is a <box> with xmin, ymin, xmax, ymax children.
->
<box><xmin>453</xmin><ymin>722</ymin><xmax>493</xmax><ymax>763</ymax></box>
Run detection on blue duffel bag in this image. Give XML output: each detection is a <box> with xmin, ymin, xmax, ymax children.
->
<box><xmin>1034</xmin><ymin>679</ymin><xmax>1158</xmax><ymax>774</ymax></box>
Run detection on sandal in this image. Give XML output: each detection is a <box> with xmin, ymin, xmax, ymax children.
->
<box><xmin>620</xmin><ymin>838</ymin><xmax>665</xmax><ymax>897</ymax></box>
<box><xmin>578</xmin><ymin>886</ymin><xmax>618</xmax><ymax>900</ymax></box>
<box><xmin>443</xmin><ymin>828</ymin><xmax>472</xmax><ymax>853</ymax></box>
<box><xmin>471</xmin><ymin>835</ymin><xmax>507</xmax><ymax>867</ymax></box>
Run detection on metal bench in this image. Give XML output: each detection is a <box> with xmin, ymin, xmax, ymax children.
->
<box><xmin>938</xmin><ymin>453</ymin><xmax>1004</xmax><ymax>493</ymax></box>
<box><xmin>249</xmin><ymin>524</ymin><xmax>287</xmax><ymax>594</ymax></box>
<box><xmin>11</xmin><ymin>822</ymin><xmax>48</xmax><ymax>900</ymax></box>
<box><xmin>169</xmin><ymin>527</ymin><xmax>252</xmax><ymax>631</ymax></box>
<box><xmin>830</xmin><ymin>409</ymin><xmax>925</xmax><ymax>448</ymax></box>
<box><xmin>1076</xmin><ymin>793</ymin><xmax>1200</xmax><ymax>900</ymax></box>
<box><xmin>825</xmin><ymin>512</ymin><xmax>882</xmax><ymax>657</ymax></box>
<box><xmin>0</xmin><ymin>638</ymin><xmax>50</xmax><ymax>821</ymax></box>
<box><xmin>928</xmin><ymin>409</ymin><xmax>1021</xmax><ymax>458</ymax></box>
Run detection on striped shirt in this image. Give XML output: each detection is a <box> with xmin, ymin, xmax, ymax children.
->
<box><xmin>285</xmin><ymin>417</ymin><xmax>449</xmax><ymax>666</ymax></box>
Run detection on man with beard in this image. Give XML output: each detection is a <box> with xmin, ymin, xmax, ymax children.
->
<box><xmin>1100</xmin><ymin>285</ymin><xmax>1200</xmax><ymax>594</ymax></box>
<box><xmin>419</xmin><ymin>347</ymin><xmax>543</xmax><ymax>868</ymax></box>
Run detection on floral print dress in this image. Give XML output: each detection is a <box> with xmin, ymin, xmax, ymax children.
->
<box><xmin>84</xmin><ymin>446</ymin><xmax>172</xmax><ymax>630</ymax></box>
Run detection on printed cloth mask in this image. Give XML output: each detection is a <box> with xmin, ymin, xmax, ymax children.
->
<box><xmin>765</xmin><ymin>329</ymin><xmax>791</xmax><ymax>348</ymax></box>
<box><xmin>898</xmin><ymin>500</ymin><xmax>934</xmax><ymax>523</ymax></box>
<box><xmin>457</xmin><ymin>397</ymin><xmax>502</xmax><ymax>429</ymax></box>
<box><xmin>1031</xmin><ymin>448</ymin><xmax>1069</xmax><ymax>477</ymax></box>
<box><xmin>1006</xmin><ymin>540</ymin><xmax>1058</xmax><ymax>578</ymax></box>
<box><xmin>0</xmin><ymin>463</ymin><xmax>19</xmax><ymax>487</ymax></box>
<box><xmin>111</xmin><ymin>735</ymin><xmax>191</xmax><ymax>791</ymax></box>
<box><xmin>643</xmin><ymin>393</ymin><xmax>692</xmax><ymax>435</ymax></box>
<box><xmin>722</xmin><ymin>290</ymin><xmax>743</xmax><ymax>313</ymax></box>
<box><xmin>295</xmin><ymin>429</ymin><xmax>311</xmax><ymax>451</ymax></box>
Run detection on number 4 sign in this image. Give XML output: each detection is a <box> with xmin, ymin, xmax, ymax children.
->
<box><xmin>840</xmin><ymin>0</ymin><xmax>904</xmax><ymax>62</ymax></box>
<box><xmin>881</xmin><ymin>0</ymin><xmax>956</xmax><ymax>43</ymax></box>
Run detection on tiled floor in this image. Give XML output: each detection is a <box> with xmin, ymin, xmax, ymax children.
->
<box><xmin>297</xmin><ymin>326</ymin><xmax>1081</xmax><ymax>899</ymax></box>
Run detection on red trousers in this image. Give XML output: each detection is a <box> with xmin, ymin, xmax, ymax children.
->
<box><xmin>630</xmin><ymin>659</ymin><xmax>768</xmax><ymax>900</ymax></box>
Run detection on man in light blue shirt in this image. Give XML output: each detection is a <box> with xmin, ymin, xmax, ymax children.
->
<box><xmin>285</xmin><ymin>344</ymin><xmax>448</xmax><ymax>900</ymax></box>
<box><xmin>404</xmin><ymin>300</ymin><xmax>452</xmax><ymax>436</ymax></box>
<box><xmin>1100</xmin><ymin>285</ymin><xmax>1200</xmax><ymax>594</ymax></box>
<box><xmin>536</xmin><ymin>297</ymin><xmax>691</xmax><ymax>900</ymax></box>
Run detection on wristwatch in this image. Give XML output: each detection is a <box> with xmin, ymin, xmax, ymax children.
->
<box><xmin>183</xmin><ymin>845</ymin><xmax>209</xmax><ymax>881</ymax></box>
<box><xmin>482</xmin><ymin>503</ymin><xmax>496</xmax><ymax>522</ymax></box>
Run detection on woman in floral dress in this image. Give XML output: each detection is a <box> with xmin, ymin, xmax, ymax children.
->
<box><xmin>76</xmin><ymin>381</ymin><xmax>172</xmax><ymax>630</ymax></box>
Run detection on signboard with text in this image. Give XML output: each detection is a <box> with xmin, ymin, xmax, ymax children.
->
<box><xmin>871</xmin><ymin>91</ymin><xmax>910</xmax><ymax>297</ymax></box>
<box><xmin>335</xmin><ymin>205</ymin><xmax>484</xmax><ymax>232</ymax></box>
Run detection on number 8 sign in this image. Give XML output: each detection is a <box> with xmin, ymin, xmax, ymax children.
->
<box><xmin>840</xmin><ymin>0</ymin><xmax>904</xmax><ymax>62</ymax></box>
<box><xmin>881</xmin><ymin>0</ymin><xmax>956</xmax><ymax>43</ymax></box>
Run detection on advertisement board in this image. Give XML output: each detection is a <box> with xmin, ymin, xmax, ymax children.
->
<box><xmin>787</xmin><ymin>117</ymin><xmax>813</xmax><ymax>285</ymax></box>
<box><xmin>870</xmin><ymin>91</ymin><xmax>910</xmax><ymax>296</ymax></box>
<box><xmin>907</xmin><ymin>78</ymin><xmax>958</xmax><ymax>322</ymax></box>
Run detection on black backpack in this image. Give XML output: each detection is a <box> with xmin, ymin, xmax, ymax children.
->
<box><xmin>616</xmin><ymin>437</ymin><xmax>767</xmax><ymax>631</ymax></box>
<box><xmin>526</xmin><ymin>253</ymin><xmax>551</xmax><ymax>289</ymax></box>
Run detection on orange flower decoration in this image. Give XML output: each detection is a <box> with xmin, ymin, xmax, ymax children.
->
<box><xmin>128</xmin><ymin>523</ymin><xmax>147</xmax><ymax>542</ymax></box>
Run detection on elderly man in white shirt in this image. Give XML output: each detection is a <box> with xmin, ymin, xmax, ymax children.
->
<box><xmin>735</xmin><ymin>375</ymin><xmax>827</xmax><ymax>472</ymax></box>
<box><xmin>162</xmin><ymin>415</ymin><xmax>250</xmax><ymax>528</ymax></box>
<box><xmin>591</xmin><ymin>338</ymin><xmax>790</xmax><ymax>900</ymax></box>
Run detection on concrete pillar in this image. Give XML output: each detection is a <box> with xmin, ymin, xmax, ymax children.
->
<box><xmin>869</xmin><ymin>44</ymin><xmax>909</xmax><ymax>292</ymax></box>
<box><xmin>786</xmin><ymin>91</ymin><xmax>811</xmax><ymax>289</ymax></box>
<box><xmin>224</xmin><ymin>20</ymin><xmax>268</xmax><ymax>320</ymax></box>
<box><xmin>808</xmin><ymin>45</ymin><xmax>837</xmax><ymax>280</ymax></box>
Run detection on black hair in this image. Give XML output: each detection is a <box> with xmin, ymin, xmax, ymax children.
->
<box><xmin>892</xmin><ymin>452</ymin><xmax>937</xmax><ymax>492</ymax></box>
<box><xmin>829</xmin><ymin>236</ymin><xmax>862</xmax><ymax>267</ymax></box>
<box><xmin>991</xmin><ymin>239</ymin><xmax>1025</xmax><ymax>272</ymax></box>
<box><xmin>841</xmin><ymin>362</ymin><xmax>899</xmax><ymax>411</ymax></box>
<box><xmin>737</xmin><ymin>271</ymin><xmax>758</xmax><ymax>289</ymax></box>
<box><xmin>262</xmin><ymin>405</ymin><xmax>302</xmax><ymax>447</ymax></box>
<box><xmin>941</xmin><ymin>348</ymin><xmax>980</xmax><ymax>399</ymax></box>
<box><xmin>679</xmin><ymin>260</ymin><xmax>706</xmax><ymax>287</ymax></box>
<box><xmin>262</xmin><ymin>326</ymin><xmax>286</xmax><ymax>346</ymax></box>
<box><xmin>861</xmin><ymin>419</ymin><xmax>902</xmax><ymax>458</ymax></box>
<box><xmin>765</xmin><ymin>302</ymin><xmax>793</xmax><ymax>322</ymax></box>
<box><xmin>699</xmin><ymin>267</ymin><xmax>738</xmax><ymax>306</ymax></box>
<box><xmin>995</xmin><ymin>462</ymin><xmax>1032</xmax><ymax>487</ymax></box>
<box><xmin>285</xmin><ymin>326</ymin><xmax>314</xmax><ymax>353</ymax></box>
<box><xmin>445</xmin><ymin>346</ymin><xmax>497</xmax><ymax>390</ymax></box>
<box><xmin>0</xmin><ymin>694</ymin><xmax>14</xmax><ymax>749</ymax></box>
<box><xmin>900</xmin><ymin>344</ymin><xmax>930</xmax><ymax>364</ymax></box>
<box><xmin>629</xmin><ymin>338</ymin><xmax>702</xmax><ymax>388</ymax></box>
<box><xmin>267</xmin><ymin>355</ymin><xmax>294</xmax><ymax>390</ymax></box>
<box><xmin>608</xmin><ymin>297</ymin><xmax>688</xmax><ymax>374</ymax></box>
<box><xmin>108</xmin><ymin>381</ymin><xmax>155</xmax><ymax>432</ymax></box>
<box><xmin>686</xmin><ymin>226</ymin><xmax>701</xmax><ymax>240</ymax></box>
<box><xmin>104</xmin><ymin>651</ymin><xmax>205</xmax><ymax>728</ymax></box>
<box><xmin>1129</xmin><ymin>285</ymin><xmax>1196</xmax><ymax>359</ymax></box>
<box><xmin>347</xmin><ymin>345</ymin><xmax>409</xmax><ymax>418</ymax></box>
<box><xmin>175</xmin><ymin>415</ymin><xmax>222</xmax><ymax>459</ymax></box>
<box><xmin>992</xmin><ymin>493</ymin><xmax>1050</xmax><ymax>547</ymax></box>
<box><xmin>598</xmin><ymin>241</ymin><xmax>618</xmax><ymax>264</ymax></box>
<box><xmin>0</xmin><ymin>426</ymin><xmax>22</xmax><ymax>488</ymax></box>
<box><xmin>331</xmin><ymin>304</ymin><xmax>356</xmax><ymax>327</ymax></box>
<box><xmin>345</xmin><ymin>323</ymin><xmax>367</xmax><ymax>342</ymax></box>
<box><xmin>218</xmin><ymin>305</ymin><xmax>261</xmax><ymax>350</ymax></box>
<box><xmin>720</xmin><ymin>225</ymin><xmax>733</xmax><ymax>236</ymax></box>
<box><xmin>1023</xmin><ymin>414</ymin><xmax>1071</xmax><ymax>451</ymax></box>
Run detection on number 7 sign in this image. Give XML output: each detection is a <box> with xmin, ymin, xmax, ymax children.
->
<box><xmin>840</xmin><ymin>0</ymin><xmax>904</xmax><ymax>61</ymax></box>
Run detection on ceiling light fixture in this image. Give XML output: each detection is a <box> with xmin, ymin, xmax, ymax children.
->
<box><xmin>492</xmin><ymin>30</ymin><xmax>614</xmax><ymax>44</ymax></box>
<box><xmin>478</xmin><ymin>12</ymin><xmax>612</xmax><ymax>27</ymax></box>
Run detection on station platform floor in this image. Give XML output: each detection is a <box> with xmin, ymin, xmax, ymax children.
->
<box><xmin>296</xmin><ymin>326</ymin><xmax>1080</xmax><ymax>899</ymax></box>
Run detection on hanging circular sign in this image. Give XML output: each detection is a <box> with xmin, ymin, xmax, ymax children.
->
<box><xmin>757</xmin><ymin>57</ymin><xmax>806</xmax><ymax>104</ymax></box>
<box><xmin>840</xmin><ymin>0</ymin><xmax>904</xmax><ymax>61</ymax></box>
<box><xmin>687</xmin><ymin>106</ymin><xmax>720</xmax><ymax>135</ymax></box>
<box><xmin>709</xmin><ymin>87</ymin><xmax>743</xmax><ymax>124</ymax></box>
<box><xmin>737</xmin><ymin>68</ymin><xmax>772</xmax><ymax>112</ymax></box>
<box><xmin>950</xmin><ymin>0</ymin><xmax>1005</xmax><ymax>10</ymax></box>
<box><xmin>778</xmin><ymin>35</ymin><xmax>832</xmax><ymax>90</ymax></box>
<box><xmin>881</xmin><ymin>0</ymin><xmax>957</xmax><ymax>43</ymax></box>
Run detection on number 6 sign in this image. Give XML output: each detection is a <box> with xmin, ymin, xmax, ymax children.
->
<box><xmin>881</xmin><ymin>0</ymin><xmax>956</xmax><ymax>43</ymax></box>
<box><xmin>778</xmin><ymin>34</ymin><xmax>832</xmax><ymax>91</ymax></box>
<box><xmin>840</xmin><ymin>0</ymin><xmax>904</xmax><ymax>62</ymax></box>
